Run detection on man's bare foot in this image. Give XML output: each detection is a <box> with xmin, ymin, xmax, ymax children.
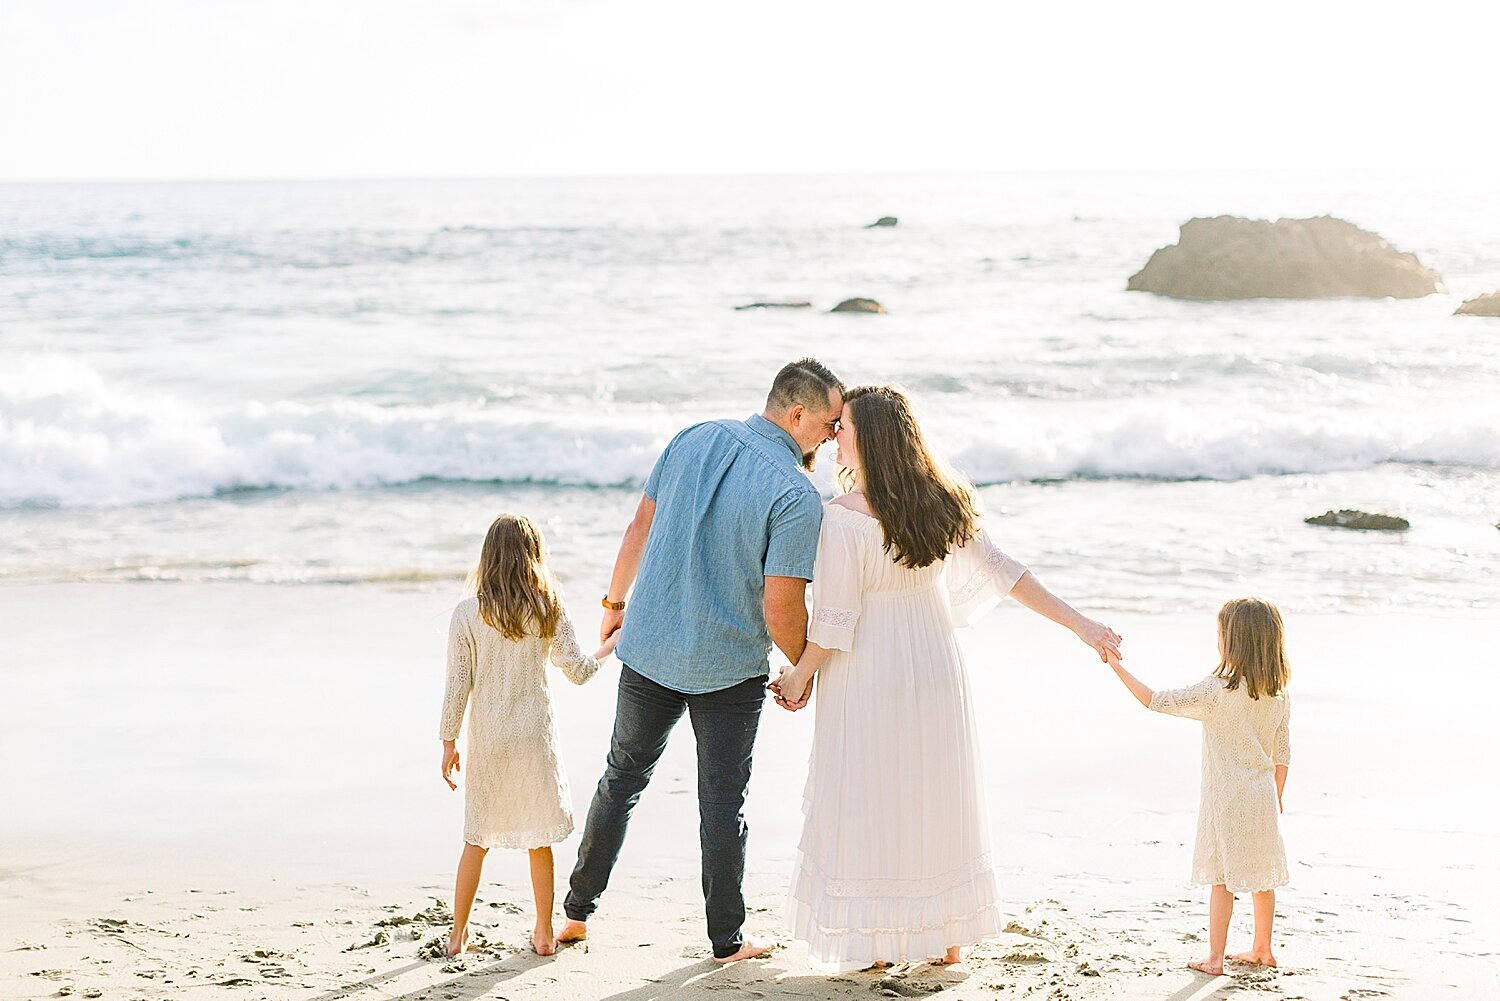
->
<box><xmin>532</xmin><ymin>925</ymin><xmax>558</xmax><ymax>956</ymax></box>
<box><xmin>713</xmin><ymin>937</ymin><xmax>776</xmax><ymax>963</ymax></box>
<box><xmin>1188</xmin><ymin>957</ymin><xmax>1224</xmax><ymax>976</ymax></box>
<box><xmin>557</xmin><ymin>919</ymin><xmax>587</xmax><ymax>943</ymax></box>
<box><xmin>1228</xmin><ymin>949</ymin><xmax>1277</xmax><ymax>967</ymax></box>
<box><xmin>445</xmin><ymin>926</ymin><xmax>468</xmax><ymax>957</ymax></box>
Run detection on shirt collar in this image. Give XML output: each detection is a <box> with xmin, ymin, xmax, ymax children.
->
<box><xmin>746</xmin><ymin>413</ymin><xmax>803</xmax><ymax>464</ymax></box>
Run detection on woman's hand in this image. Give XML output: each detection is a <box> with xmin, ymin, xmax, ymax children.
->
<box><xmin>772</xmin><ymin>666</ymin><xmax>813</xmax><ymax>711</ymax></box>
<box><xmin>442</xmin><ymin>741</ymin><xmax>461</xmax><ymax>790</ymax></box>
<box><xmin>1073</xmin><ymin>617</ymin><xmax>1123</xmax><ymax>664</ymax></box>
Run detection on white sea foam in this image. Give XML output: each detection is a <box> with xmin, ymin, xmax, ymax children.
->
<box><xmin>4</xmin><ymin>357</ymin><xmax>1496</xmax><ymax>508</ymax></box>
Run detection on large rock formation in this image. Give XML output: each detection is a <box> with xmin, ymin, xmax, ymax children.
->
<box><xmin>1304</xmin><ymin>509</ymin><xmax>1410</xmax><ymax>531</ymax></box>
<box><xmin>1127</xmin><ymin>216</ymin><xmax>1441</xmax><ymax>300</ymax></box>
<box><xmin>865</xmin><ymin>216</ymin><xmax>898</xmax><ymax>228</ymax></box>
<box><xmin>733</xmin><ymin>301</ymin><xmax>812</xmax><ymax>311</ymax></box>
<box><xmin>830</xmin><ymin>297</ymin><xmax>886</xmax><ymax>314</ymax></box>
<box><xmin>1455</xmin><ymin>291</ymin><xmax>1500</xmax><ymax>316</ymax></box>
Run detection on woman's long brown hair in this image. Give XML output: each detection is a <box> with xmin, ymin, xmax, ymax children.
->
<box><xmin>1214</xmin><ymin>597</ymin><xmax>1290</xmax><ymax>699</ymax></box>
<box><xmin>470</xmin><ymin>514</ymin><xmax>561</xmax><ymax>640</ymax></box>
<box><xmin>837</xmin><ymin>385</ymin><xmax>981</xmax><ymax>569</ymax></box>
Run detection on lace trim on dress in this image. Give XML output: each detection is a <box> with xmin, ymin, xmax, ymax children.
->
<box><xmin>812</xmin><ymin>607</ymin><xmax>859</xmax><ymax>629</ymax></box>
<box><xmin>949</xmin><ymin>546</ymin><xmax>1021</xmax><ymax>607</ymax></box>
<box><xmin>465</xmin><ymin>815</ymin><xmax>575</xmax><ymax>851</ymax></box>
<box><xmin>797</xmin><ymin>851</ymin><xmax>997</xmax><ymax>898</ymax></box>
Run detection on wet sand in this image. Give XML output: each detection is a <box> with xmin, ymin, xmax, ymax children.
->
<box><xmin>2</xmin><ymin>583</ymin><xmax>1496</xmax><ymax>999</ymax></box>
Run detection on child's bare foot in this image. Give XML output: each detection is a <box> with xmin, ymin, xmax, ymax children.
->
<box><xmin>1188</xmin><ymin>957</ymin><xmax>1224</xmax><ymax>976</ymax></box>
<box><xmin>445</xmin><ymin>926</ymin><xmax>468</xmax><ymax>957</ymax></box>
<box><xmin>557</xmin><ymin>919</ymin><xmax>587</xmax><ymax>943</ymax></box>
<box><xmin>713</xmin><ymin>937</ymin><xmax>776</xmax><ymax>963</ymax></box>
<box><xmin>532</xmin><ymin>924</ymin><xmax>558</xmax><ymax>956</ymax></box>
<box><xmin>1228</xmin><ymin>949</ymin><xmax>1277</xmax><ymax>967</ymax></box>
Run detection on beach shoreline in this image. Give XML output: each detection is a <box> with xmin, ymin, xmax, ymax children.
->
<box><xmin>3</xmin><ymin>582</ymin><xmax>1497</xmax><ymax>999</ymax></box>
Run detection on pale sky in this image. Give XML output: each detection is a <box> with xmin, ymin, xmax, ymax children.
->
<box><xmin>1</xmin><ymin>0</ymin><xmax>1495</xmax><ymax>181</ymax></box>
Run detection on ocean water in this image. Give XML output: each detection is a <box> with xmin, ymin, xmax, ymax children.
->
<box><xmin>2</xmin><ymin>172</ymin><xmax>1497</xmax><ymax>613</ymax></box>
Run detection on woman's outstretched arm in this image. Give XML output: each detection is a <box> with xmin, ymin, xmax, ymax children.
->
<box><xmin>1009</xmin><ymin>570</ymin><xmax>1123</xmax><ymax>664</ymax></box>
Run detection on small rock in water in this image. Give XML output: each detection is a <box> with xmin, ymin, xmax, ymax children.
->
<box><xmin>829</xmin><ymin>297</ymin><xmax>887</xmax><ymax>314</ymax></box>
<box><xmin>1455</xmin><ymin>291</ymin><xmax>1500</xmax><ymax>316</ymax></box>
<box><xmin>865</xmin><ymin>216</ymin><xmax>898</xmax><ymax>228</ymax></box>
<box><xmin>733</xmin><ymin>301</ymin><xmax>812</xmax><ymax>310</ymax></box>
<box><xmin>1304</xmin><ymin>509</ymin><xmax>1410</xmax><ymax>531</ymax></box>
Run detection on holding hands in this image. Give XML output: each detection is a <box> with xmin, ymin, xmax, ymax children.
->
<box><xmin>768</xmin><ymin>665</ymin><xmax>813</xmax><ymax>712</ymax></box>
<box><xmin>1076</xmin><ymin>616</ymin><xmax>1124</xmax><ymax>664</ymax></box>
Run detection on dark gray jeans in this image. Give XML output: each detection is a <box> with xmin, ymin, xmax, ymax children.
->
<box><xmin>563</xmin><ymin>665</ymin><xmax>766</xmax><ymax>959</ymax></box>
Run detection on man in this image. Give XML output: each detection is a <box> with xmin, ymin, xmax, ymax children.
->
<box><xmin>559</xmin><ymin>358</ymin><xmax>845</xmax><ymax>962</ymax></box>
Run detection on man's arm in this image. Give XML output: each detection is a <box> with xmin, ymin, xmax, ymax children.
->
<box><xmin>764</xmin><ymin>575</ymin><xmax>809</xmax><ymax>667</ymax></box>
<box><xmin>601</xmin><ymin>494</ymin><xmax>655</xmax><ymax>642</ymax></box>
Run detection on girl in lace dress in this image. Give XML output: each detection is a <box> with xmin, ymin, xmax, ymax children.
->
<box><xmin>771</xmin><ymin>386</ymin><xmax>1124</xmax><ymax>972</ymax></box>
<box><xmin>1105</xmin><ymin>597</ymin><xmax>1292</xmax><ymax>976</ymax></box>
<box><xmin>438</xmin><ymin>514</ymin><xmax>616</xmax><ymax>958</ymax></box>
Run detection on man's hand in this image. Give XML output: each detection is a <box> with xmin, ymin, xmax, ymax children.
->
<box><xmin>600</xmin><ymin>607</ymin><xmax>624</xmax><ymax>645</ymax></box>
<box><xmin>769</xmin><ymin>667</ymin><xmax>812</xmax><ymax>712</ymax></box>
<box><xmin>441</xmin><ymin>741</ymin><xmax>461</xmax><ymax>790</ymax></box>
<box><xmin>1073</xmin><ymin>617</ymin><xmax>1123</xmax><ymax>664</ymax></box>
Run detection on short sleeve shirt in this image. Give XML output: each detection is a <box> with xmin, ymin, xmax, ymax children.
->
<box><xmin>616</xmin><ymin>415</ymin><xmax>824</xmax><ymax>693</ymax></box>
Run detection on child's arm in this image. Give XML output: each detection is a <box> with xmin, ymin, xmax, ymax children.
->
<box><xmin>550</xmin><ymin>608</ymin><xmax>603</xmax><ymax>685</ymax></box>
<box><xmin>1105</xmin><ymin>652</ymin><xmax>1153</xmax><ymax>708</ymax></box>
<box><xmin>1273</xmin><ymin>697</ymin><xmax>1291</xmax><ymax>811</ymax></box>
<box><xmin>439</xmin><ymin>607</ymin><xmax>476</xmax><ymax>790</ymax></box>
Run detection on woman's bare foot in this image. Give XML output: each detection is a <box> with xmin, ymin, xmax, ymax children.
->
<box><xmin>1188</xmin><ymin>957</ymin><xmax>1224</xmax><ymax>976</ymax></box>
<box><xmin>532</xmin><ymin>924</ymin><xmax>558</xmax><ymax>956</ymax></box>
<box><xmin>938</xmin><ymin>946</ymin><xmax>962</xmax><ymax>965</ymax></box>
<box><xmin>445</xmin><ymin>926</ymin><xmax>468</xmax><ymax>958</ymax></box>
<box><xmin>713</xmin><ymin>937</ymin><xmax>776</xmax><ymax>963</ymax></box>
<box><xmin>866</xmin><ymin>960</ymin><xmax>893</xmax><ymax>970</ymax></box>
<box><xmin>557</xmin><ymin>919</ymin><xmax>587</xmax><ymax>943</ymax></box>
<box><xmin>1228</xmin><ymin>949</ymin><xmax>1277</xmax><ymax>967</ymax></box>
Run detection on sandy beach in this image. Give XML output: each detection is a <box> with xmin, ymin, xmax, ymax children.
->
<box><xmin>2</xmin><ymin>582</ymin><xmax>1496</xmax><ymax>1000</ymax></box>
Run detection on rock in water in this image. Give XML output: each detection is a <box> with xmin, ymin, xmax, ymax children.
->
<box><xmin>733</xmin><ymin>301</ymin><xmax>812</xmax><ymax>310</ymax></box>
<box><xmin>865</xmin><ymin>216</ymin><xmax>898</xmax><ymax>228</ymax></box>
<box><xmin>1304</xmin><ymin>510</ymin><xmax>1410</xmax><ymax>531</ymax></box>
<box><xmin>1455</xmin><ymin>291</ymin><xmax>1500</xmax><ymax>316</ymax></box>
<box><xmin>1127</xmin><ymin>216</ymin><xmax>1441</xmax><ymax>300</ymax></box>
<box><xmin>830</xmin><ymin>297</ymin><xmax>887</xmax><ymax>314</ymax></box>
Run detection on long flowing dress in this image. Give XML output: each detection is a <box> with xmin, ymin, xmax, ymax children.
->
<box><xmin>787</xmin><ymin>503</ymin><xmax>1030</xmax><ymax>971</ymax></box>
<box><xmin>1150</xmin><ymin>677</ymin><xmax>1292</xmax><ymax>892</ymax></box>
<box><xmin>438</xmin><ymin>598</ymin><xmax>601</xmax><ymax>850</ymax></box>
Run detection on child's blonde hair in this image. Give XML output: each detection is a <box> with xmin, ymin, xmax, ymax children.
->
<box><xmin>470</xmin><ymin>513</ymin><xmax>561</xmax><ymax>640</ymax></box>
<box><xmin>1214</xmin><ymin>597</ymin><xmax>1289</xmax><ymax>700</ymax></box>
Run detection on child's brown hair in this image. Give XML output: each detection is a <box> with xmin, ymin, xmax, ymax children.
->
<box><xmin>1214</xmin><ymin>596</ymin><xmax>1290</xmax><ymax>699</ymax></box>
<box><xmin>471</xmin><ymin>514</ymin><xmax>561</xmax><ymax>640</ymax></box>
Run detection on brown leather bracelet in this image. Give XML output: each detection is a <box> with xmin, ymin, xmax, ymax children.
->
<box><xmin>601</xmin><ymin>595</ymin><xmax>626</xmax><ymax>611</ymax></box>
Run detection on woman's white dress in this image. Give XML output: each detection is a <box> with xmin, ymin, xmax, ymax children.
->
<box><xmin>788</xmin><ymin>503</ymin><xmax>1030</xmax><ymax>971</ymax></box>
<box><xmin>438</xmin><ymin>598</ymin><xmax>600</xmax><ymax>850</ymax></box>
<box><xmin>1150</xmin><ymin>677</ymin><xmax>1292</xmax><ymax>892</ymax></box>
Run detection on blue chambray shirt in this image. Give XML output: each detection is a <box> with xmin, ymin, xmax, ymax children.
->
<box><xmin>615</xmin><ymin>414</ymin><xmax>824</xmax><ymax>694</ymax></box>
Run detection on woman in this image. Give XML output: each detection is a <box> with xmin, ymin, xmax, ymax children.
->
<box><xmin>772</xmin><ymin>385</ymin><xmax>1122</xmax><ymax>972</ymax></box>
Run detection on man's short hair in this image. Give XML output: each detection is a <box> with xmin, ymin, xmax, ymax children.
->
<box><xmin>766</xmin><ymin>358</ymin><xmax>845</xmax><ymax>414</ymax></box>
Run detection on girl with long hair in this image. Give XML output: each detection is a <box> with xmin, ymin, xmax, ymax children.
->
<box><xmin>438</xmin><ymin>513</ymin><xmax>617</xmax><ymax>957</ymax></box>
<box><xmin>1104</xmin><ymin>597</ymin><xmax>1293</xmax><ymax>975</ymax></box>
